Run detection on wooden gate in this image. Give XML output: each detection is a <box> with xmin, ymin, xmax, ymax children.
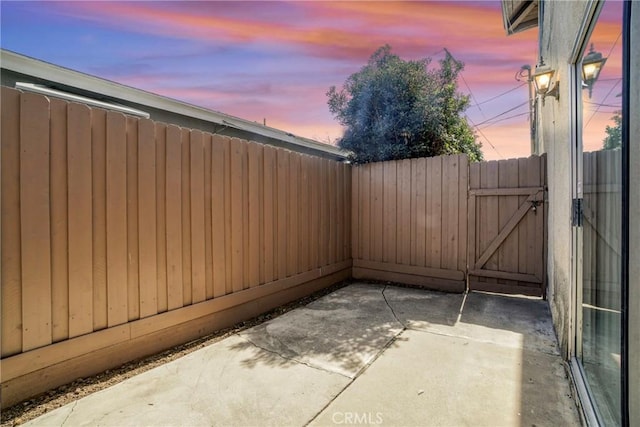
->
<box><xmin>467</xmin><ymin>155</ymin><xmax>547</xmax><ymax>297</ymax></box>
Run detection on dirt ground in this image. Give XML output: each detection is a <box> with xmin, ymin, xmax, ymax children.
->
<box><xmin>0</xmin><ymin>281</ymin><xmax>350</xmax><ymax>426</ymax></box>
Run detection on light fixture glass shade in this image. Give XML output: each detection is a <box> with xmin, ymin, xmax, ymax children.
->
<box><xmin>582</xmin><ymin>62</ymin><xmax>602</xmax><ymax>81</ymax></box>
<box><xmin>581</xmin><ymin>45</ymin><xmax>607</xmax><ymax>85</ymax></box>
<box><xmin>581</xmin><ymin>44</ymin><xmax>607</xmax><ymax>98</ymax></box>
<box><xmin>533</xmin><ymin>69</ymin><xmax>554</xmax><ymax>95</ymax></box>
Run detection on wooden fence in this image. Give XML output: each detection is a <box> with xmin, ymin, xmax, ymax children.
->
<box><xmin>0</xmin><ymin>87</ymin><xmax>351</xmax><ymax>407</ymax></box>
<box><xmin>351</xmin><ymin>155</ymin><xmax>469</xmax><ymax>292</ymax></box>
<box><xmin>1</xmin><ymin>85</ymin><xmax>548</xmax><ymax>408</ymax></box>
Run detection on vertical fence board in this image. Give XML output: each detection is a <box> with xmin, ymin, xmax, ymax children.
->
<box><xmin>319</xmin><ymin>159</ymin><xmax>329</xmax><ymax>266</ymax></box>
<box><xmin>498</xmin><ymin>159</ymin><xmax>519</xmax><ymax>277</ymax></box>
<box><xmin>203</xmin><ymin>134</ymin><xmax>214</xmax><ymax>299</ymax></box>
<box><xmin>138</xmin><ymin>119</ymin><xmax>158</xmax><ymax>317</ymax></box>
<box><xmin>299</xmin><ymin>156</ymin><xmax>310</xmax><ymax>271</ymax></box>
<box><xmin>276</xmin><ymin>150</ymin><xmax>288</xmax><ymax>278</ymax></box>
<box><xmin>468</xmin><ymin>162</ymin><xmax>479</xmax><ymax>282</ymax></box>
<box><xmin>248</xmin><ymin>142</ymin><xmax>262</xmax><ymax>287</ymax></box>
<box><xmin>526</xmin><ymin>156</ymin><xmax>541</xmax><ymax>276</ymax></box>
<box><xmin>241</xmin><ymin>140</ymin><xmax>250</xmax><ymax>290</ymax></box>
<box><xmin>415</xmin><ymin>158</ymin><xmax>427</xmax><ymax>267</ymax></box>
<box><xmin>165</xmin><ymin>125</ymin><xmax>183</xmax><ymax>310</ymax></box>
<box><xmin>372</xmin><ymin>163</ymin><xmax>384</xmax><ymax>262</ymax></box>
<box><xmin>262</xmin><ymin>145</ymin><xmax>276</xmax><ymax>283</ymax></box>
<box><xmin>517</xmin><ymin>158</ymin><xmax>530</xmax><ymax>276</ymax></box>
<box><xmin>50</xmin><ymin>99</ymin><xmax>69</xmax><ymax>342</ymax></box>
<box><xmin>360</xmin><ymin>166</ymin><xmax>371</xmax><ymax>260</ymax></box>
<box><xmin>445</xmin><ymin>156</ymin><xmax>460</xmax><ymax>270</ymax></box>
<box><xmin>155</xmin><ymin>123</ymin><xmax>168</xmax><ymax>312</ymax></box>
<box><xmin>309</xmin><ymin>158</ymin><xmax>319</xmax><ymax>268</ymax></box>
<box><xmin>106</xmin><ymin>112</ymin><xmax>129</xmax><ymax>326</ymax></box>
<box><xmin>257</xmin><ymin>145</ymin><xmax>265</xmax><ymax>284</ymax></box>
<box><xmin>339</xmin><ymin>163</ymin><xmax>346</xmax><ymax>261</ymax></box>
<box><xmin>67</xmin><ymin>103</ymin><xmax>94</xmax><ymax>337</ymax></box>
<box><xmin>288</xmin><ymin>154</ymin><xmax>300</xmax><ymax>276</ymax></box>
<box><xmin>126</xmin><ymin>118</ymin><xmax>140</xmax><ymax>321</ymax></box>
<box><xmin>351</xmin><ymin>166</ymin><xmax>360</xmax><ymax>260</ymax></box>
<box><xmin>398</xmin><ymin>159</ymin><xmax>411</xmax><ymax>265</ymax></box>
<box><xmin>382</xmin><ymin>161</ymin><xmax>395</xmax><ymax>263</ymax></box>
<box><xmin>224</xmin><ymin>138</ymin><xmax>233</xmax><ymax>294</ymax></box>
<box><xmin>230</xmin><ymin>139</ymin><xmax>245</xmax><ymax>290</ymax></box>
<box><xmin>484</xmin><ymin>161</ymin><xmax>500</xmax><ymax>274</ymax></box>
<box><xmin>428</xmin><ymin>157</ymin><xmax>442</xmax><ymax>269</ymax></box>
<box><xmin>329</xmin><ymin>160</ymin><xmax>336</xmax><ymax>264</ymax></box>
<box><xmin>92</xmin><ymin>109</ymin><xmax>108</xmax><ymax>330</ymax></box>
<box><xmin>457</xmin><ymin>155</ymin><xmax>469</xmax><ymax>275</ymax></box>
<box><xmin>211</xmin><ymin>135</ymin><xmax>228</xmax><ymax>297</ymax></box>
<box><xmin>20</xmin><ymin>93</ymin><xmax>53</xmax><ymax>351</ymax></box>
<box><xmin>190</xmin><ymin>131</ymin><xmax>206</xmax><ymax>303</ymax></box>
<box><xmin>181</xmin><ymin>129</ymin><xmax>192</xmax><ymax>305</ymax></box>
<box><xmin>1</xmin><ymin>88</ymin><xmax>23</xmax><ymax>356</ymax></box>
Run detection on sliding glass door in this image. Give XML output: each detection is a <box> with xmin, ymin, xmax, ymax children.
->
<box><xmin>575</xmin><ymin>1</ymin><xmax>624</xmax><ymax>425</ymax></box>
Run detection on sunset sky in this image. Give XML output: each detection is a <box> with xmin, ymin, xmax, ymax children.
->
<box><xmin>0</xmin><ymin>1</ymin><xmax>622</xmax><ymax>160</ymax></box>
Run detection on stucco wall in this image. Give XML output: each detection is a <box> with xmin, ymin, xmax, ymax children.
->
<box><xmin>628</xmin><ymin>3</ymin><xmax>639</xmax><ymax>425</ymax></box>
<box><xmin>537</xmin><ymin>0</ymin><xmax>590</xmax><ymax>357</ymax></box>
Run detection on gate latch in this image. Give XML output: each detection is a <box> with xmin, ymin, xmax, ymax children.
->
<box><xmin>530</xmin><ymin>200</ymin><xmax>541</xmax><ymax>214</ymax></box>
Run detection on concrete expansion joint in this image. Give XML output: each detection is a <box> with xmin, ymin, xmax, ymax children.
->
<box><xmin>235</xmin><ymin>333</ymin><xmax>351</xmax><ymax>379</ymax></box>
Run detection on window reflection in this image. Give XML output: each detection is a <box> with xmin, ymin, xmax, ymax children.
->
<box><xmin>579</xmin><ymin>1</ymin><xmax>623</xmax><ymax>425</ymax></box>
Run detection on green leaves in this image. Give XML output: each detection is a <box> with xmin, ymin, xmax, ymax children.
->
<box><xmin>327</xmin><ymin>45</ymin><xmax>483</xmax><ymax>163</ymax></box>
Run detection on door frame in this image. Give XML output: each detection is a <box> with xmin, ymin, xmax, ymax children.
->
<box><xmin>568</xmin><ymin>1</ymin><xmax>631</xmax><ymax>425</ymax></box>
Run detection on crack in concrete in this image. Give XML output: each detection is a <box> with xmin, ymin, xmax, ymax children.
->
<box><xmin>236</xmin><ymin>333</ymin><xmax>351</xmax><ymax>379</ymax></box>
<box><xmin>59</xmin><ymin>400</ymin><xmax>77</xmax><ymax>426</ymax></box>
<box><xmin>381</xmin><ymin>285</ymin><xmax>407</xmax><ymax>329</ymax></box>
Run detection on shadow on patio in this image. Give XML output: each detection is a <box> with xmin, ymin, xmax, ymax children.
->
<box><xmin>22</xmin><ymin>282</ymin><xmax>581</xmax><ymax>426</ymax></box>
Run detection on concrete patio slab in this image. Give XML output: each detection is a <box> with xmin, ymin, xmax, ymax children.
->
<box><xmin>23</xmin><ymin>335</ymin><xmax>350</xmax><ymax>427</ymax></box>
<box><xmin>383</xmin><ymin>286</ymin><xmax>560</xmax><ymax>354</ymax></box>
<box><xmin>238</xmin><ymin>283</ymin><xmax>404</xmax><ymax>378</ymax></box>
<box><xmin>23</xmin><ymin>283</ymin><xmax>580</xmax><ymax>427</ymax></box>
<box><xmin>310</xmin><ymin>329</ymin><xmax>579</xmax><ymax>427</ymax></box>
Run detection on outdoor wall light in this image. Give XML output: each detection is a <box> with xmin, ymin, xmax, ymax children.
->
<box><xmin>533</xmin><ymin>59</ymin><xmax>559</xmax><ymax>105</ymax></box>
<box><xmin>581</xmin><ymin>44</ymin><xmax>606</xmax><ymax>98</ymax></box>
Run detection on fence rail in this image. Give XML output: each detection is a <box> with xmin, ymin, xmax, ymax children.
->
<box><xmin>0</xmin><ymin>87</ymin><xmax>351</xmax><ymax>407</ymax></box>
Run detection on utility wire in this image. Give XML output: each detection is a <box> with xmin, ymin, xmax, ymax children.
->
<box><xmin>471</xmin><ymin>83</ymin><xmax>527</xmax><ymax>107</ymax></box>
<box><xmin>479</xmin><ymin>112</ymin><xmax>530</xmax><ymax>129</ymax></box>
<box><xmin>465</xmin><ymin>114</ymin><xmax>504</xmax><ymax>159</ymax></box>
<box><xmin>444</xmin><ymin>48</ymin><xmax>487</xmax><ymax>120</ymax></box>
<box><xmin>584</xmin><ymin>100</ymin><xmax>622</xmax><ymax>108</ymax></box>
<box><xmin>459</xmin><ymin>72</ymin><xmax>486</xmax><ymax>120</ymax></box>
<box><xmin>605</xmin><ymin>32</ymin><xmax>622</xmax><ymax>60</ymax></box>
<box><xmin>473</xmin><ymin>101</ymin><xmax>529</xmax><ymax>127</ymax></box>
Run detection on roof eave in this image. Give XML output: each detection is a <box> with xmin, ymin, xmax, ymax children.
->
<box><xmin>0</xmin><ymin>49</ymin><xmax>346</xmax><ymax>160</ymax></box>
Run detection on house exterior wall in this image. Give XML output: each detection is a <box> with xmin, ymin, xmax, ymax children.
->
<box><xmin>628</xmin><ymin>3</ymin><xmax>639</xmax><ymax>425</ymax></box>
<box><xmin>537</xmin><ymin>1</ymin><xmax>637</xmax><ymax>423</ymax></box>
<box><xmin>537</xmin><ymin>0</ymin><xmax>590</xmax><ymax>357</ymax></box>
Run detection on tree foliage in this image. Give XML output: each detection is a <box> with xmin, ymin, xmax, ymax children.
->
<box><xmin>327</xmin><ymin>45</ymin><xmax>483</xmax><ymax>164</ymax></box>
<box><xmin>602</xmin><ymin>111</ymin><xmax>622</xmax><ymax>150</ymax></box>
